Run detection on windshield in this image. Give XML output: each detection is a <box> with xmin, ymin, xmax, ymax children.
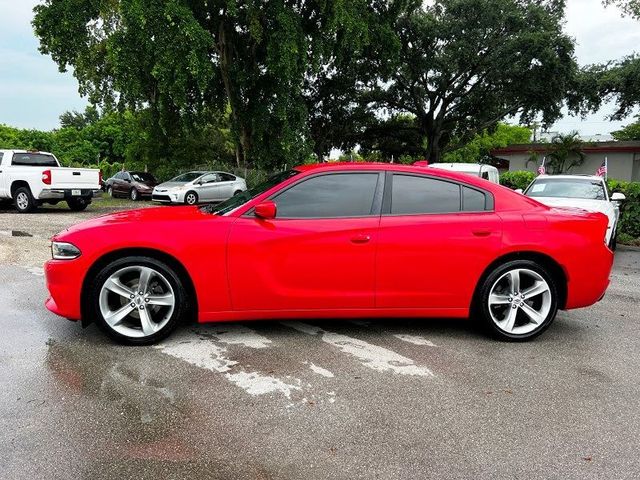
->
<box><xmin>203</xmin><ymin>170</ymin><xmax>300</xmax><ymax>215</ymax></box>
<box><xmin>131</xmin><ymin>172</ymin><xmax>156</xmax><ymax>183</ymax></box>
<box><xmin>169</xmin><ymin>172</ymin><xmax>203</xmax><ymax>183</ymax></box>
<box><xmin>525</xmin><ymin>178</ymin><xmax>607</xmax><ymax>200</ymax></box>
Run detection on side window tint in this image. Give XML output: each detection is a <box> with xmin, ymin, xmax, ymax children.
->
<box><xmin>201</xmin><ymin>174</ymin><xmax>218</xmax><ymax>184</ymax></box>
<box><xmin>391</xmin><ymin>175</ymin><xmax>460</xmax><ymax>214</ymax></box>
<box><xmin>220</xmin><ymin>173</ymin><xmax>235</xmax><ymax>182</ymax></box>
<box><xmin>463</xmin><ymin>186</ymin><xmax>486</xmax><ymax>211</ymax></box>
<box><xmin>275</xmin><ymin>173</ymin><xmax>379</xmax><ymax>218</ymax></box>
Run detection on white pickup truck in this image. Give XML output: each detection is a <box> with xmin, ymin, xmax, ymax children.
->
<box><xmin>0</xmin><ymin>150</ymin><xmax>101</xmax><ymax>213</ymax></box>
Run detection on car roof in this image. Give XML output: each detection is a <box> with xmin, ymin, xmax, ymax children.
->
<box><xmin>0</xmin><ymin>149</ymin><xmax>54</xmax><ymax>155</ymax></box>
<box><xmin>535</xmin><ymin>174</ymin><xmax>603</xmax><ymax>181</ymax></box>
<box><xmin>293</xmin><ymin>162</ymin><xmax>496</xmax><ymax>188</ymax></box>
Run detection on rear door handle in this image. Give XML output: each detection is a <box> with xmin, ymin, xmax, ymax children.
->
<box><xmin>351</xmin><ymin>234</ymin><xmax>371</xmax><ymax>244</ymax></box>
<box><xmin>472</xmin><ymin>229</ymin><xmax>492</xmax><ymax>237</ymax></box>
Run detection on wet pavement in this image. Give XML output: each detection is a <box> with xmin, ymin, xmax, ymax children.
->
<box><xmin>1</xmin><ymin>206</ymin><xmax>640</xmax><ymax>479</ymax></box>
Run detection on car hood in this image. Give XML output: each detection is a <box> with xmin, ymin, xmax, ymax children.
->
<box><xmin>56</xmin><ymin>206</ymin><xmax>212</xmax><ymax>239</ymax></box>
<box><xmin>530</xmin><ymin>196</ymin><xmax>611</xmax><ymax>213</ymax></box>
<box><xmin>154</xmin><ymin>182</ymin><xmax>188</xmax><ymax>190</ymax></box>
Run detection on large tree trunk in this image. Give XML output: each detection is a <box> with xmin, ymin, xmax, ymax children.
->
<box><xmin>217</xmin><ymin>19</ymin><xmax>251</xmax><ymax>167</ymax></box>
<box><xmin>425</xmin><ymin>129</ymin><xmax>444</xmax><ymax>164</ymax></box>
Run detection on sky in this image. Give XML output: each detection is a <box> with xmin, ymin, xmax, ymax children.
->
<box><xmin>1</xmin><ymin>0</ymin><xmax>639</xmax><ymax>135</ymax></box>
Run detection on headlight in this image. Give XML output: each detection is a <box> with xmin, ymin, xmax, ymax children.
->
<box><xmin>51</xmin><ymin>241</ymin><xmax>81</xmax><ymax>260</ymax></box>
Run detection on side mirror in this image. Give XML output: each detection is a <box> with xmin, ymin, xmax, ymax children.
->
<box><xmin>611</xmin><ymin>192</ymin><xmax>626</xmax><ymax>202</ymax></box>
<box><xmin>254</xmin><ymin>200</ymin><xmax>277</xmax><ymax>220</ymax></box>
<box><xmin>515</xmin><ymin>188</ymin><xmax>523</xmax><ymax>194</ymax></box>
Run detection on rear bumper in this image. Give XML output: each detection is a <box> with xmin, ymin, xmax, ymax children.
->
<box><xmin>44</xmin><ymin>259</ymin><xmax>85</xmax><ymax>320</ymax></box>
<box><xmin>38</xmin><ymin>189</ymin><xmax>101</xmax><ymax>200</ymax></box>
<box><xmin>564</xmin><ymin>245</ymin><xmax>614</xmax><ymax>309</ymax></box>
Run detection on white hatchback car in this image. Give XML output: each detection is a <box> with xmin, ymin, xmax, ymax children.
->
<box><xmin>152</xmin><ymin>171</ymin><xmax>247</xmax><ymax>205</ymax></box>
<box><xmin>521</xmin><ymin>175</ymin><xmax>625</xmax><ymax>248</ymax></box>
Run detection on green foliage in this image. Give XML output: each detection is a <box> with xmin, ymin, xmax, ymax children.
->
<box><xmin>499</xmin><ymin>170</ymin><xmax>536</xmax><ymax>191</ymax></box>
<box><xmin>612</xmin><ymin>116</ymin><xmax>640</xmax><ymax>141</ymax></box>
<box><xmin>32</xmin><ymin>0</ymin><xmax>380</xmax><ymax>168</ymax></box>
<box><xmin>608</xmin><ymin>179</ymin><xmax>640</xmax><ymax>239</ymax></box>
<box><xmin>357</xmin><ymin>114</ymin><xmax>427</xmax><ymax>161</ymax></box>
<box><xmin>444</xmin><ymin>123</ymin><xmax>532</xmax><ymax>163</ymax></box>
<box><xmin>543</xmin><ymin>132</ymin><xmax>586</xmax><ymax>174</ymax></box>
<box><xmin>603</xmin><ymin>0</ymin><xmax>640</xmax><ymax>19</ymax></box>
<box><xmin>368</xmin><ymin>0</ymin><xmax>577</xmax><ymax>163</ymax></box>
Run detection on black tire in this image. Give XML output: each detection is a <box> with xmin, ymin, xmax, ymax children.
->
<box><xmin>14</xmin><ymin>186</ymin><xmax>37</xmax><ymax>213</ymax></box>
<box><xmin>184</xmin><ymin>191</ymin><xmax>198</xmax><ymax>205</ymax></box>
<box><xmin>130</xmin><ymin>188</ymin><xmax>139</xmax><ymax>201</ymax></box>
<box><xmin>475</xmin><ymin>260</ymin><xmax>558</xmax><ymax>341</ymax></box>
<box><xmin>89</xmin><ymin>256</ymin><xmax>188</xmax><ymax>345</ymax></box>
<box><xmin>609</xmin><ymin>229</ymin><xmax>617</xmax><ymax>251</ymax></box>
<box><xmin>233</xmin><ymin>190</ymin><xmax>243</xmax><ymax>196</ymax></box>
<box><xmin>67</xmin><ymin>197</ymin><xmax>90</xmax><ymax>211</ymax></box>
<box><xmin>107</xmin><ymin>186</ymin><xmax>114</xmax><ymax>197</ymax></box>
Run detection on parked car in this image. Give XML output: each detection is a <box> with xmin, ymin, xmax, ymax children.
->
<box><xmin>152</xmin><ymin>171</ymin><xmax>247</xmax><ymax>205</ymax></box>
<box><xmin>429</xmin><ymin>163</ymin><xmax>500</xmax><ymax>183</ymax></box>
<box><xmin>0</xmin><ymin>149</ymin><xmax>101</xmax><ymax>213</ymax></box>
<box><xmin>105</xmin><ymin>171</ymin><xmax>158</xmax><ymax>201</ymax></box>
<box><xmin>44</xmin><ymin>163</ymin><xmax>613</xmax><ymax>345</ymax></box>
<box><xmin>519</xmin><ymin>175</ymin><xmax>625</xmax><ymax>249</ymax></box>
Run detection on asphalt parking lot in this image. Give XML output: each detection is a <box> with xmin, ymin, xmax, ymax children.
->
<box><xmin>1</xmin><ymin>201</ymin><xmax>639</xmax><ymax>479</ymax></box>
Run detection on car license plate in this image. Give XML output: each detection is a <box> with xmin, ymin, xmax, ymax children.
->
<box><xmin>72</xmin><ymin>189</ymin><xmax>81</xmax><ymax>196</ymax></box>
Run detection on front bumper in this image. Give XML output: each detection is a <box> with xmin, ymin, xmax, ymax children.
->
<box><xmin>39</xmin><ymin>189</ymin><xmax>102</xmax><ymax>200</ymax></box>
<box><xmin>152</xmin><ymin>190</ymin><xmax>185</xmax><ymax>203</ymax></box>
<box><xmin>44</xmin><ymin>259</ymin><xmax>86</xmax><ymax>320</ymax></box>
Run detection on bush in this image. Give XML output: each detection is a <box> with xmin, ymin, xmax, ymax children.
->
<box><xmin>608</xmin><ymin>180</ymin><xmax>640</xmax><ymax>239</ymax></box>
<box><xmin>499</xmin><ymin>170</ymin><xmax>536</xmax><ymax>191</ymax></box>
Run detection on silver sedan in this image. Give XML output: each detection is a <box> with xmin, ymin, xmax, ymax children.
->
<box><xmin>152</xmin><ymin>171</ymin><xmax>247</xmax><ymax>205</ymax></box>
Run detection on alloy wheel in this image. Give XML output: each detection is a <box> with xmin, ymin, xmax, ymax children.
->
<box><xmin>487</xmin><ymin>268</ymin><xmax>552</xmax><ymax>335</ymax></box>
<box><xmin>98</xmin><ymin>265</ymin><xmax>175</xmax><ymax>338</ymax></box>
<box><xmin>185</xmin><ymin>193</ymin><xmax>197</xmax><ymax>205</ymax></box>
<box><xmin>16</xmin><ymin>192</ymin><xmax>29</xmax><ymax>210</ymax></box>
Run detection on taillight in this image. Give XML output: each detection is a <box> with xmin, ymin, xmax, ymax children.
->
<box><xmin>42</xmin><ymin>170</ymin><xmax>51</xmax><ymax>185</ymax></box>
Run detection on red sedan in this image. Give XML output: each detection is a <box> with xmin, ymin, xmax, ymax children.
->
<box><xmin>44</xmin><ymin>163</ymin><xmax>613</xmax><ymax>345</ymax></box>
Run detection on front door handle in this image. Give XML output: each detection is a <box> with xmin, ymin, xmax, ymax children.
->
<box><xmin>472</xmin><ymin>229</ymin><xmax>491</xmax><ymax>237</ymax></box>
<box><xmin>351</xmin><ymin>234</ymin><xmax>371</xmax><ymax>244</ymax></box>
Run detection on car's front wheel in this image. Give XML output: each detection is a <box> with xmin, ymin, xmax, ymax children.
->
<box><xmin>184</xmin><ymin>191</ymin><xmax>198</xmax><ymax>205</ymax></box>
<box><xmin>477</xmin><ymin>260</ymin><xmax>558</xmax><ymax>341</ymax></box>
<box><xmin>89</xmin><ymin>256</ymin><xmax>188</xmax><ymax>345</ymax></box>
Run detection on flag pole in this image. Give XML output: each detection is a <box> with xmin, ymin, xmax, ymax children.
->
<box><xmin>605</xmin><ymin>156</ymin><xmax>608</xmax><ymax>181</ymax></box>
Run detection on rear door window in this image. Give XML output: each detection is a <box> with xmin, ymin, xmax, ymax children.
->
<box><xmin>390</xmin><ymin>175</ymin><xmax>461</xmax><ymax>214</ymax></box>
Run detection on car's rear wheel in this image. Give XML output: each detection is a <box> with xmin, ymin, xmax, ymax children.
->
<box><xmin>477</xmin><ymin>260</ymin><xmax>558</xmax><ymax>341</ymax></box>
<box><xmin>233</xmin><ymin>190</ymin><xmax>243</xmax><ymax>196</ymax></box>
<box><xmin>184</xmin><ymin>191</ymin><xmax>198</xmax><ymax>205</ymax></box>
<box><xmin>90</xmin><ymin>256</ymin><xmax>187</xmax><ymax>345</ymax></box>
<box><xmin>14</xmin><ymin>186</ymin><xmax>37</xmax><ymax>213</ymax></box>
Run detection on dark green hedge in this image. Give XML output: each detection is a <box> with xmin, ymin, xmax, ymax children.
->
<box><xmin>499</xmin><ymin>170</ymin><xmax>536</xmax><ymax>191</ymax></box>
<box><xmin>607</xmin><ymin>180</ymin><xmax>640</xmax><ymax>239</ymax></box>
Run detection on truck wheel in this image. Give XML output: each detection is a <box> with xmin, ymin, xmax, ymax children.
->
<box><xmin>14</xmin><ymin>187</ymin><xmax>37</xmax><ymax>213</ymax></box>
<box><xmin>67</xmin><ymin>197</ymin><xmax>90</xmax><ymax>212</ymax></box>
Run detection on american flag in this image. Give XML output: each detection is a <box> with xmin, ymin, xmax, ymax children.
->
<box><xmin>596</xmin><ymin>158</ymin><xmax>607</xmax><ymax>177</ymax></box>
<box><xmin>537</xmin><ymin>156</ymin><xmax>546</xmax><ymax>175</ymax></box>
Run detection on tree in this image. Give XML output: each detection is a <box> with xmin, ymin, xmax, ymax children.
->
<box><xmin>443</xmin><ymin>123</ymin><xmax>532</xmax><ymax>163</ymax></box>
<box><xmin>357</xmin><ymin>114</ymin><xmax>427</xmax><ymax>161</ymax></box>
<box><xmin>33</xmin><ymin>0</ymin><xmax>377</xmax><ymax>168</ymax></box>
<box><xmin>366</xmin><ymin>0</ymin><xmax>577</xmax><ymax>163</ymax></box>
<box><xmin>544</xmin><ymin>132</ymin><xmax>586</xmax><ymax>174</ymax></box>
<box><xmin>603</xmin><ymin>0</ymin><xmax>640</xmax><ymax>18</ymax></box>
<box><xmin>612</xmin><ymin>116</ymin><xmax>640</xmax><ymax>140</ymax></box>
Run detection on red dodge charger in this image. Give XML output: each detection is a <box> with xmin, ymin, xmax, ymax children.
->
<box><xmin>45</xmin><ymin>163</ymin><xmax>613</xmax><ymax>345</ymax></box>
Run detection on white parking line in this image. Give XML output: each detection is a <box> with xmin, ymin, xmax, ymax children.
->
<box><xmin>156</xmin><ymin>328</ymin><xmax>301</xmax><ymax>398</ymax></box>
<box><xmin>282</xmin><ymin>322</ymin><xmax>434</xmax><ymax>377</ymax></box>
<box><xmin>393</xmin><ymin>334</ymin><xmax>438</xmax><ymax>347</ymax></box>
<box><xmin>307</xmin><ymin>362</ymin><xmax>335</xmax><ymax>378</ymax></box>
